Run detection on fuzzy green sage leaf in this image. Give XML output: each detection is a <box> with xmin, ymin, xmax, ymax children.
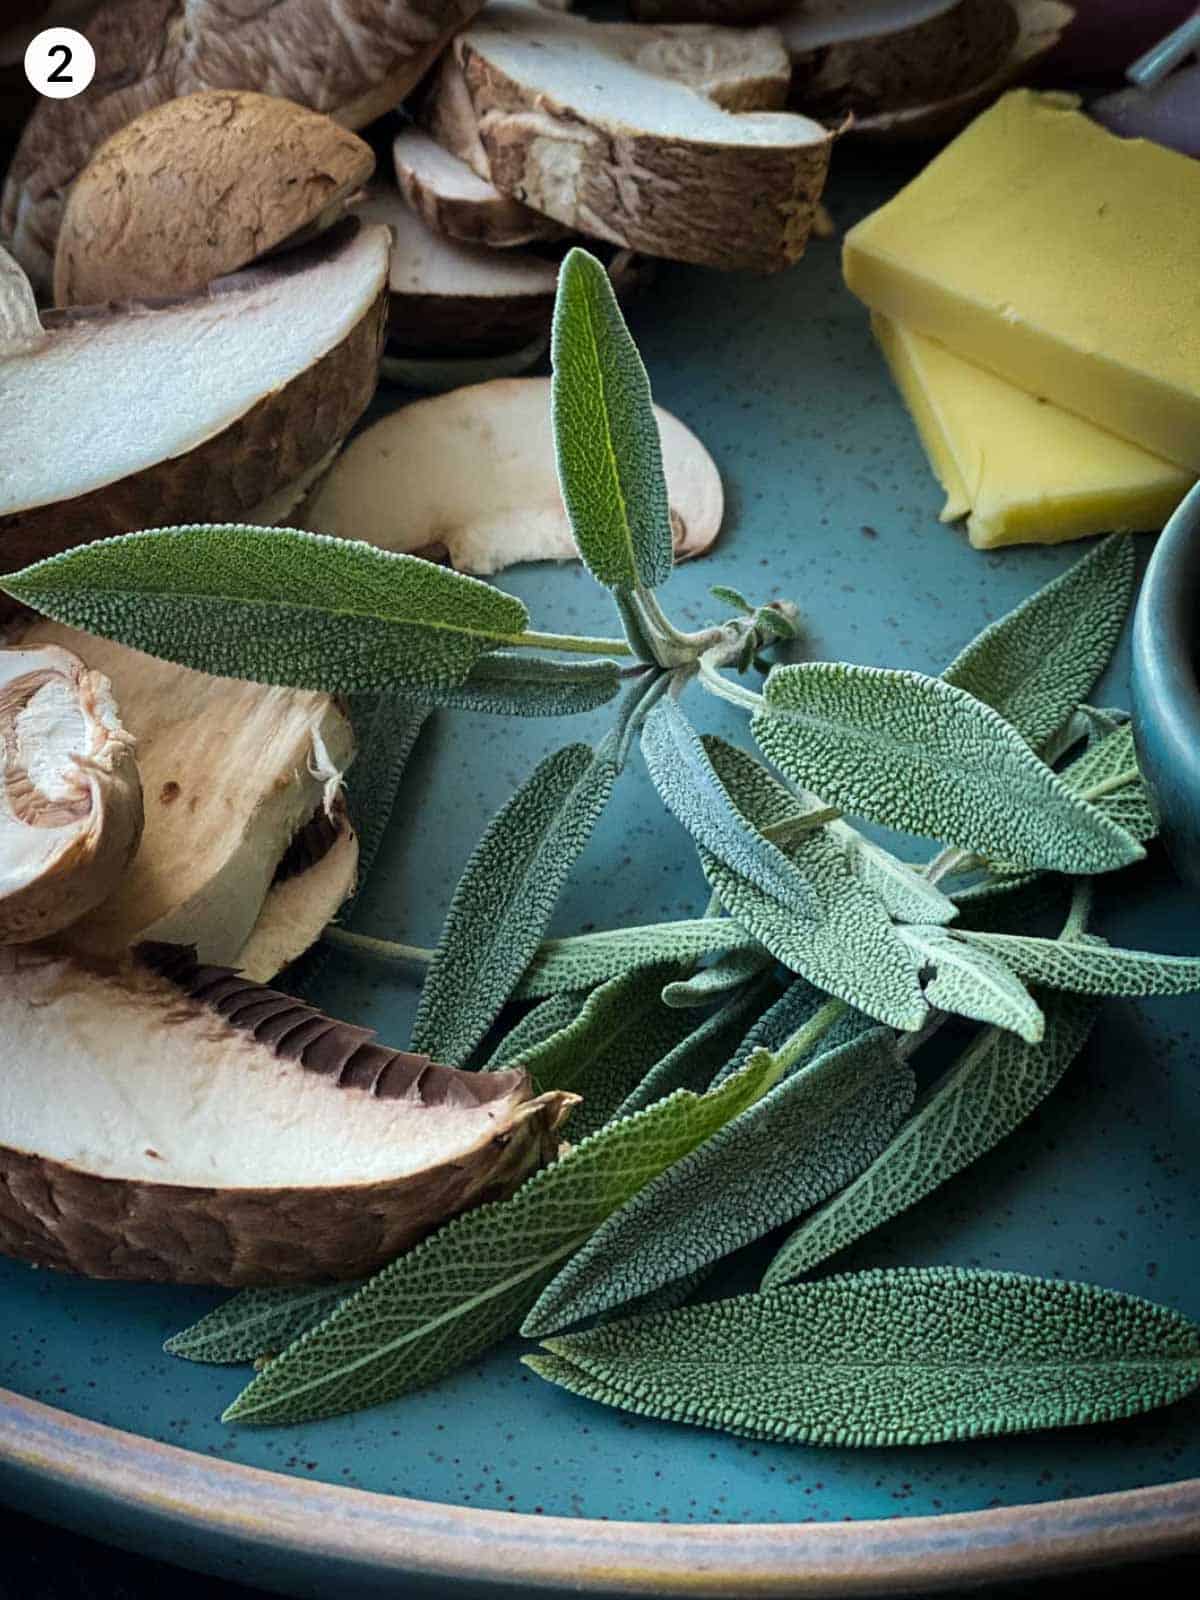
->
<box><xmin>528</xmin><ymin>1268</ymin><xmax>1200</xmax><ymax>1445</ymax></box>
<box><xmin>952</xmin><ymin>931</ymin><xmax>1200</xmax><ymax>998</ymax></box>
<box><xmin>525</xmin><ymin>1029</ymin><xmax>913</xmax><ymax>1335</ymax></box>
<box><xmin>942</xmin><ymin>534</ymin><xmax>1136</xmax><ymax>752</ymax></box>
<box><xmin>900</xmin><ymin>924</ymin><xmax>1044</xmax><ymax>1042</ymax></box>
<box><xmin>641</xmin><ymin>698</ymin><xmax>815</xmax><ymax>914</ymax></box>
<box><xmin>754</xmin><ymin>663</ymin><xmax>1143</xmax><ymax>874</ymax></box>
<box><xmin>412</xmin><ymin>739</ymin><xmax>618</xmax><ymax>1064</ymax></box>
<box><xmin>515</xmin><ymin>918</ymin><xmax>757</xmax><ymax>998</ymax></box>
<box><xmin>551</xmin><ymin>248</ymin><xmax>674</xmax><ymax>592</ymax></box>
<box><xmin>2</xmin><ymin>525</ymin><xmax>531</xmax><ymax>695</ymax></box>
<box><xmin>661</xmin><ymin>946</ymin><xmax>774</xmax><ymax>1009</ymax></box>
<box><xmin>421</xmin><ymin>652</ymin><xmax>621</xmax><ymax>717</ymax></box>
<box><xmin>167</xmin><ymin>1284</ymin><xmax>353</xmax><ymax>1367</ymax></box>
<box><xmin>764</xmin><ymin>991</ymin><xmax>1096</xmax><ymax>1285</ymax></box>
<box><xmin>222</xmin><ymin>1052</ymin><xmax>782</xmax><ymax>1425</ymax></box>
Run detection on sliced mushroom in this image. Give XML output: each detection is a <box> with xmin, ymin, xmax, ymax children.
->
<box><xmin>53</xmin><ymin>91</ymin><xmax>376</xmax><ymax>306</ymax></box>
<box><xmin>16</xmin><ymin>619</ymin><xmax>356</xmax><ymax>976</ymax></box>
<box><xmin>0</xmin><ymin>942</ymin><xmax>575</xmax><ymax>1284</ymax></box>
<box><xmin>1</xmin><ymin>0</ymin><xmax>491</xmax><ymax>288</ymax></box>
<box><xmin>782</xmin><ymin>0</ymin><xmax>1018</xmax><ymax>120</ymax></box>
<box><xmin>0</xmin><ymin>222</ymin><xmax>388</xmax><ymax>584</ymax></box>
<box><xmin>301</xmin><ymin>377</ymin><xmax>723</xmax><ymax>574</ymax></box>
<box><xmin>420</xmin><ymin>2</ymin><xmax>830</xmax><ymax>272</ymax></box>
<box><xmin>841</xmin><ymin>1</ymin><xmax>1072</xmax><ymax>140</ymax></box>
<box><xmin>379</xmin><ymin>334</ymin><xmax>550</xmax><ymax>393</ymax></box>
<box><xmin>393</xmin><ymin>127</ymin><xmax>567</xmax><ymax>250</ymax></box>
<box><xmin>0</xmin><ymin>644</ymin><xmax>143</xmax><ymax>945</ymax></box>
<box><xmin>355</xmin><ymin>187</ymin><xmax>560</xmax><ymax>356</ymax></box>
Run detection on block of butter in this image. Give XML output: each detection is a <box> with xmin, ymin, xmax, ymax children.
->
<box><xmin>874</xmin><ymin>314</ymin><xmax>1195</xmax><ymax>549</ymax></box>
<box><xmin>844</xmin><ymin>91</ymin><xmax>1200</xmax><ymax>471</ymax></box>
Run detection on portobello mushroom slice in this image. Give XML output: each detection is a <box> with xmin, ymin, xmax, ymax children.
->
<box><xmin>0</xmin><ymin>222</ymin><xmax>389</xmax><ymax>583</ymax></box>
<box><xmin>420</xmin><ymin>3</ymin><xmax>830</xmax><ymax>272</ymax></box>
<box><xmin>393</xmin><ymin>127</ymin><xmax>567</xmax><ymax>250</ymax></box>
<box><xmin>356</xmin><ymin>187</ymin><xmax>560</xmax><ymax>356</ymax></box>
<box><xmin>301</xmin><ymin>377</ymin><xmax>723</xmax><ymax>574</ymax></box>
<box><xmin>841</xmin><ymin>1</ymin><xmax>1072</xmax><ymax>141</ymax></box>
<box><xmin>0</xmin><ymin>644</ymin><xmax>143</xmax><ymax>945</ymax></box>
<box><xmin>782</xmin><ymin>0</ymin><xmax>1019</xmax><ymax>120</ymax></box>
<box><xmin>15</xmin><ymin>619</ymin><xmax>356</xmax><ymax>976</ymax></box>
<box><xmin>0</xmin><ymin>943</ymin><xmax>575</xmax><ymax>1284</ymax></box>
<box><xmin>53</xmin><ymin>91</ymin><xmax>376</xmax><ymax>306</ymax></box>
<box><xmin>1</xmin><ymin>0</ymin><xmax>491</xmax><ymax>288</ymax></box>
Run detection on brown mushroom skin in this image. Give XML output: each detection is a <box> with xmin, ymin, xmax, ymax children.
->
<box><xmin>0</xmin><ymin>946</ymin><xmax>576</xmax><ymax>1286</ymax></box>
<box><xmin>53</xmin><ymin>91</ymin><xmax>377</xmax><ymax>306</ymax></box>
<box><xmin>1</xmin><ymin>0</ymin><xmax>492</xmax><ymax>289</ymax></box>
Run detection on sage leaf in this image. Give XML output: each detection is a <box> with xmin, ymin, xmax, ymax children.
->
<box><xmin>699</xmin><ymin>741</ymin><xmax>926</xmax><ymax>1032</ymax></box>
<box><xmin>618</xmin><ymin>973</ymin><xmax>781</xmax><ymax>1119</ymax></box>
<box><xmin>485</xmin><ymin>991</ymin><xmax>591</xmax><ymax>1070</ymax></box>
<box><xmin>661</xmin><ymin>946</ymin><xmax>774</xmax><ymax>1009</ymax></box>
<box><xmin>900</xmin><ymin>925</ymin><xmax>1044</xmax><ymax>1043</ymax></box>
<box><xmin>412</xmin><ymin>740</ymin><xmax>618</xmax><ymax>1064</ymax></box>
<box><xmin>222</xmin><ymin>1052</ymin><xmax>782</xmax><ymax>1425</ymax></box>
<box><xmin>511</xmin><ymin>963</ymin><xmax>699</xmax><ymax>1138</ymax></box>
<box><xmin>709</xmin><ymin>585</ymin><xmax>753</xmax><ymax>614</ymax></box>
<box><xmin>1062</xmin><ymin>721</ymin><xmax>1157</xmax><ymax>842</ymax></box>
<box><xmin>710</xmin><ymin>973</ymin><xmax>862</xmax><ymax>1088</ymax></box>
<box><xmin>551</xmin><ymin>248</ymin><xmax>674</xmax><ymax>592</ymax></box>
<box><xmin>953</xmin><ymin>931</ymin><xmax>1200</xmax><ymax>998</ymax></box>
<box><xmin>344</xmin><ymin>697</ymin><xmax>431</xmax><ymax>887</ymax></box>
<box><xmin>831</xmin><ymin>823</ymin><xmax>958</xmax><ymax>926</ymax></box>
<box><xmin>942</xmin><ymin>535</ymin><xmax>1136</xmax><ymax>752</ymax></box>
<box><xmin>754</xmin><ymin>663</ymin><xmax>1143</xmax><ymax>874</ymax></box>
<box><xmin>641</xmin><ymin>699</ymin><xmax>815</xmax><ymax>914</ymax></box>
<box><xmin>166</xmin><ymin>1285</ymin><xmax>353</xmax><ymax>1366</ymax></box>
<box><xmin>764</xmin><ymin>991</ymin><xmax>1095</xmax><ymax>1283</ymax></box>
<box><xmin>422</xmin><ymin>652</ymin><xmax>621</xmax><ymax>717</ymax></box>
<box><xmin>524</xmin><ymin>1029</ymin><xmax>913</xmax><ymax>1335</ymax></box>
<box><xmin>515</xmin><ymin>918</ymin><xmax>757</xmax><ymax>998</ymax></box>
<box><xmin>528</xmin><ymin>1268</ymin><xmax>1200</xmax><ymax>1445</ymax></box>
<box><xmin>3</xmin><ymin>525</ymin><xmax>530</xmax><ymax>695</ymax></box>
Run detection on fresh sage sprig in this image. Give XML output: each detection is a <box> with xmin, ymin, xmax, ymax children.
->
<box><xmin>10</xmin><ymin>247</ymin><xmax>1196</xmax><ymax>1447</ymax></box>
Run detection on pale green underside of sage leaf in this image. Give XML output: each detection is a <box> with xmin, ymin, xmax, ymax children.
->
<box><xmin>166</xmin><ymin>1284</ymin><xmax>353</xmax><ymax>1366</ymax></box>
<box><xmin>418</xmin><ymin>653</ymin><xmax>621</xmax><ymax>717</ymax></box>
<box><xmin>222</xmin><ymin>1053</ymin><xmax>782</xmax><ymax>1425</ymax></box>
<box><xmin>764</xmin><ymin>991</ymin><xmax>1096</xmax><ymax>1285</ymax></box>
<box><xmin>529</xmin><ymin>1267</ymin><xmax>1200</xmax><ymax>1446</ymax></box>
<box><xmin>699</xmin><ymin>740</ymin><xmax>926</xmax><ymax>1032</ymax></box>
<box><xmin>3</xmin><ymin>525</ymin><xmax>530</xmax><ymax>695</ymax></box>
<box><xmin>515</xmin><ymin>918</ymin><xmax>757</xmax><ymax>998</ymax></box>
<box><xmin>412</xmin><ymin>740</ymin><xmax>618</xmax><ymax>1064</ymax></box>
<box><xmin>941</xmin><ymin>534</ymin><xmax>1136</xmax><ymax>753</ymax></box>
<box><xmin>953</xmin><ymin>931</ymin><xmax>1200</xmax><ymax>997</ymax></box>
<box><xmin>524</xmin><ymin>1029</ymin><xmax>913</xmax><ymax>1335</ymax></box>
<box><xmin>754</xmin><ymin>663</ymin><xmax>1142</xmax><ymax>875</ymax></box>
<box><xmin>551</xmin><ymin>249</ymin><xmax>674</xmax><ymax>592</ymax></box>
<box><xmin>829</xmin><ymin>822</ymin><xmax>957</xmax><ymax>926</ymax></box>
<box><xmin>641</xmin><ymin>698</ymin><xmax>815</xmax><ymax>914</ymax></box>
<box><xmin>899</xmin><ymin>925</ymin><xmax>1044</xmax><ymax>1042</ymax></box>
<box><xmin>661</xmin><ymin>946</ymin><xmax>774</xmax><ymax>1009</ymax></box>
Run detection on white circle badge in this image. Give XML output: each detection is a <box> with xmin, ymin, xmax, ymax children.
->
<box><xmin>24</xmin><ymin>27</ymin><xmax>96</xmax><ymax>99</ymax></box>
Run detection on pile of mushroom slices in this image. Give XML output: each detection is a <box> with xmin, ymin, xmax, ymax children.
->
<box><xmin>0</xmin><ymin>636</ymin><xmax>574</xmax><ymax>1288</ymax></box>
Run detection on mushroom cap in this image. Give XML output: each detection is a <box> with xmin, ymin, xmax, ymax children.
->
<box><xmin>53</xmin><ymin>90</ymin><xmax>376</xmax><ymax>306</ymax></box>
<box><xmin>0</xmin><ymin>643</ymin><xmax>143</xmax><ymax>944</ymax></box>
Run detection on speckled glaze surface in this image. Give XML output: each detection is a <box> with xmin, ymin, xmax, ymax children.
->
<box><xmin>2</xmin><ymin>166</ymin><xmax>1199</xmax><ymax>1594</ymax></box>
<box><xmin>1133</xmin><ymin>481</ymin><xmax>1200</xmax><ymax>888</ymax></box>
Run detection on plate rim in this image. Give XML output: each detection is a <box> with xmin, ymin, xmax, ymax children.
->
<box><xmin>5</xmin><ymin>1385</ymin><xmax>1200</xmax><ymax>1595</ymax></box>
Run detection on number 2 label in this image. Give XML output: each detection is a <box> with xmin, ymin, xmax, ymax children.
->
<box><xmin>24</xmin><ymin>27</ymin><xmax>96</xmax><ymax>99</ymax></box>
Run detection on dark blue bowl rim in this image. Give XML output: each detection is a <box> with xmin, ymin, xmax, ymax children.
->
<box><xmin>1133</xmin><ymin>480</ymin><xmax>1200</xmax><ymax>856</ymax></box>
<box><xmin>4</xmin><ymin>1387</ymin><xmax>1200</xmax><ymax>1594</ymax></box>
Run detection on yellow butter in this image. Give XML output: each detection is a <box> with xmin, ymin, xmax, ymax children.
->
<box><xmin>844</xmin><ymin>91</ymin><xmax>1200</xmax><ymax>472</ymax></box>
<box><xmin>874</xmin><ymin>314</ymin><xmax>1194</xmax><ymax>549</ymax></box>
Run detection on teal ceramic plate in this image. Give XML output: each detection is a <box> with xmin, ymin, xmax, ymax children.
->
<box><xmin>3</xmin><ymin>170</ymin><xmax>1200</xmax><ymax>1597</ymax></box>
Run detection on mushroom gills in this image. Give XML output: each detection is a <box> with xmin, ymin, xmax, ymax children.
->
<box><xmin>0</xmin><ymin>644</ymin><xmax>143</xmax><ymax>944</ymax></box>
